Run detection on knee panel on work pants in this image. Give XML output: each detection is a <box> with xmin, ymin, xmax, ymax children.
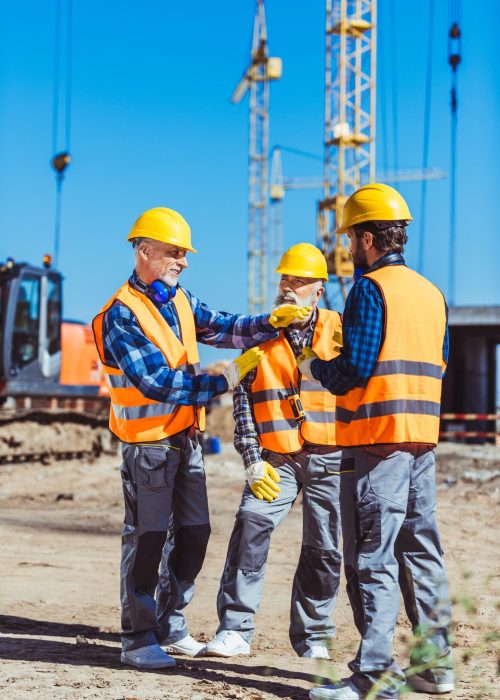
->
<box><xmin>226</xmin><ymin>511</ymin><xmax>274</xmax><ymax>573</ymax></box>
<box><xmin>295</xmin><ymin>545</ymin><xmax>341</xmax><ymax>599</ymax></box>
<box><xmin>169</xmin><ymin>524</ymin><xmax>211</xmax><ymax>582</ymax></box>
<box><xmin>132</xmin><ymin>530</ymin><xmax>168</xmax><ymax>595</ymax></box>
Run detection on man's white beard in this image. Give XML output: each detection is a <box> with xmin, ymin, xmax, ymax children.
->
<box><xmin>274</xmin><ymin>290</ymin><xmax>316</xmax><ymax>308</ymax></box>
<box><xmin>160</xmin><ymin>273</ymin><xmax>178</xmax><ymax>287</ymax></box>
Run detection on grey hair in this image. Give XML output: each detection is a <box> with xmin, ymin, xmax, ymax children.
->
<box><xmin>132</xmin><ymin>237</ymin><xmax>157</xmax><ymax>254</ymax></box>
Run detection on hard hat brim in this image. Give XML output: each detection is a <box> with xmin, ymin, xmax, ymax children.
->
<box><xmin>127</xmin><ymin>229</ymin><xmax>197</xmax><ymax>253</ymax></box>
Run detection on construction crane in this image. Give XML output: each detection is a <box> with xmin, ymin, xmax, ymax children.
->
<box><xmin>318</xmin><ymin>0</ymin><xmax>376</xmax><ymax>307</ymax></box>
<box><xmin>269</xmin><ymin>145</ymin><xmax>445</xmax><ymax>300</ymax></box>
<box><xmin>232</xmin><ymin>0</ymin><xmax>282</xmax><ymax>314</ymax></box>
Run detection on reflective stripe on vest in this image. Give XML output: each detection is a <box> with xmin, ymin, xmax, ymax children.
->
<box><xmin>251</xmin><ymin>308</ymin><xmax>341</xmax><ymax>453</ymax></box>
<box><xmin>335</xmin><ymin>265</ymin><xmax>446</xmax><ymax>447</ymax></box>
<box><xmin>92</xmin><ymin>283</ymin><xmax>205</xmax><ymax>443</ymax></box>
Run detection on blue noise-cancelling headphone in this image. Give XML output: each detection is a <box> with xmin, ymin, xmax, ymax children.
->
<box><xmin>147</xmin><ymin>280</ymin><xmax>177</xmax><ymax>304</ymax></box>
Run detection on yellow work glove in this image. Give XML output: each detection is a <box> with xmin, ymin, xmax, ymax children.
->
<box><xmin>245</xmin><ymin>461</ymin><xmax>281</xmax><ymax>502</ymax></box>
<box><xmin>297</xmin><ymin>346</ymin><xmax>320</xmax><ymax>383</ymax></box>
<box><xmin>269</xmin><ymin>304</ymin><xmax>312</xmax><ymax>328</ymax></box>
<box><xmin>332</xmin><ymin>327</ymin><xmax>343</xmax><ymax>353</ymax></box>
<box><xmin>221</xmin><ymin>347</ymin><xmax>265</xmax><ymax>390</ymax></box>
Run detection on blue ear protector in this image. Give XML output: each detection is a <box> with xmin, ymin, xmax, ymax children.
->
<box><xmin>148</xmin><ymin>279</ymin><xmax>177</xmax><ymax>304</ymax></box>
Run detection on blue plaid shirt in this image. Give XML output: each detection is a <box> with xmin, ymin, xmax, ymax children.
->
<box><xmin>102</xmin><ymin>271</ymin><xmax>277</xmax><ymax>407</ymax></box>
<box><xmin>234</xmin><ymin>311</ymin><xmax>317</xmax><ymax>469</ymax></box>
<box><xmin>311</xmin><ymin>253</ymin><xmax>449</xmax><ymax>394</ymax></box>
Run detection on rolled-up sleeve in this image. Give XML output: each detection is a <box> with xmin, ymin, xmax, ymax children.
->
<box><xmin>186</xmin><ymin>291</ymin><xmax>277</xmax><ymax>349</ymax></box>
<box><xmin>311</xmin><ymin>278</ymin><xmax>384</xmax><ymax>395</ymax></box>
<box><xmin>103</xmin><ymin>303</ymin><xmax>228</xmax><ymax>406</ymax></box>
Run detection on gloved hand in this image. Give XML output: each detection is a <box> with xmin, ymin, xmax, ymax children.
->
<box><xmin>297</xmin><ymin>346</ymin><xmax>320</xmax><ymax>382</ymax></box>
<box><xmin>269</xmin><ymin>304</ymin><xmax>312</xmax><ymax>328</ymax></box>
<box><xmin>221</xmin><ymin>347</ymin><xmax>265</xmax><ymax>390</ymax></box>
<box><xmin>245</xmin><ymin>461</ymin><xmax>281</xmax><ymax>502</ymax></box>
<box><xmin>332</xmin><ymin>327</ymin><xmax>343</xmax><ymax>353</ymax></box>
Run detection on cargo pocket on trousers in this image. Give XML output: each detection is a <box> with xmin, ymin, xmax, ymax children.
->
<box><xmin>135</xmin><ymin>446</ymin><xmax>174</xmax><ymax>533</ymax></box>
<box><xmin>356</xmin><ymin>501</ymin><xmax>381</xmax><ymax>554</ymax></box>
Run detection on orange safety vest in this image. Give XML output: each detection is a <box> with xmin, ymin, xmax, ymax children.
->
<box><xmin>251</xmin><ymin>308</ymin><xmax>341</xmax><ymax>453</ymax></box>
<box><xmin>92</xmin><ymin>283</ymin><xmax>205</xmax><ymax>443</ymax></box>
<box><xmin>336</xmin><ymin>265</ymin><xmax>446</xmax><ymax>447</ymax></box>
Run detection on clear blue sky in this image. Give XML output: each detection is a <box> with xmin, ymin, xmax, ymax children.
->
<box><xmin>1</xmin><ymin>0</ymin><xmax>499</xmax><ymax>366</ymax></box>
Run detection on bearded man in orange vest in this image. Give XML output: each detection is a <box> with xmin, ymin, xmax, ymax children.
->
<box><xmin>301</xmin><ymin>185</ymin><xmax>454</xmax><ymax>700</ymax></box>
<box><xmin>203</xmin><ymin>243</ymin><xmax>344</xmax><ymax>660</ymax></box>
<box><xmin>93</xmin><ymin>208</ymin><xmax>311</xmax><ymax>670</ymax></box>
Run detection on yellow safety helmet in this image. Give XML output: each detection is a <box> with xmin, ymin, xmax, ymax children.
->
<box><xmin>275</xmin><ymin>243</ymin><xmax>328</xmax><ymax>281</ymax></box>
<box><xmin>127</xmin><ymin>207</ymin><xmax>197</xmax><ymax>252</ymax></box>
<box><xmin>336</xmin><ymin>183</ymin><xmax>413</xmax><ymax>233</ymax></box>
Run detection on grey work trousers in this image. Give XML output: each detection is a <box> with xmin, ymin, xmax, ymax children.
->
<box><xmin>120</xmin><ymin>430</ymin><xmax>210</xmax><ymax>652</ymax></box>
<box><xmin>340</xmin><ymin>447</ymin><xmax>452</xmax><ymax>698</ymax></box>
<box><xmin>216</xmin><ymin>447</ymin><xmax>342</xmax><ymax>656</ymax></box>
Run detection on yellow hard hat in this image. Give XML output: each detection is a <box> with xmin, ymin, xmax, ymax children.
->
<box><xmin>127</xmin><ymin>207</ymin><xmax>197</xmax><ymax>252</ymax></box>
<box><xmin>336</xmin><ymin>183</ymin><xmax>413</xmax><ymax>233</ymax></box>
<box><xmin>275</xmin><ymin>243</ymin><xmax>328</xmax><ymax>281</ymax></box>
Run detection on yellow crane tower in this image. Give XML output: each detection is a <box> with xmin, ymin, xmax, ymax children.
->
<box><xmin>318</xmin><ymin>0</ymin><xmax>376</xmax><ymax>307</ymax></box>
<box><xmin>232</xmin><ymin>0</ymin><xmax>282</xmax><ymax>314</ymax></box>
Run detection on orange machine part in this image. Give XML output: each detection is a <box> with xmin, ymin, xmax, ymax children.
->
<box><xmin>60</xmin><ymin>322</ymin><xmax>109</xmax><ymax>395</ymax></box>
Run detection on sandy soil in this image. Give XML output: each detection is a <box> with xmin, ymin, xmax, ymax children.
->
<box><xmin>0</xmin><ymin>425</ymin><xmax>499</xmax><ymax>700</ymax></box>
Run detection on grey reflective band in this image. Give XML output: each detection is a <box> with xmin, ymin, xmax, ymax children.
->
<box><xmin>253</xmin><ymin>383</ymin><xmax>327</xmax><ymax>404</ymax></box>
<box><xmin>112</xmin><ymin>402</ymin><xmax>179</xmax><ymax>421</ymax></box>
<box><xmin>107</xmin><ymin>362</ymin><xmax>190</xmax><ymax>389</ymax></box>
<box><xmin>372</xmin><ymin>360</ymin><xmax>442</xmax><ymax>379</ymax></box>
<box><xmin>252</xmin><ymin>388</ymin><xmax>289</xmax><ymax>403</ymax></box>
<box><xmin>337</xmin><ymin>399</ymin><xmax>441</xmax><ymax>423</ymax></box>
<box><xmin>106</xmin><ymin>374</ymin><xmax>130</xmax><ymax>389</ymax></box>
<box><xmin>300</xmin><ymin>381</ymin><xmax>326</xmax><ymax>393</ymax></box>
<box><xmin>256</xmin><ymin>417</ymin><xmax>299</xmax><ymax>434</ymax></box>
<box><xmin>256</xmin><ymin>410</ymin><xmax>336</xmax><ymax>434</ymax></box>
<box><xmin>305</xmin><ymin>411</ymin><xmax>336</xmax><ymax>424</ymax></box>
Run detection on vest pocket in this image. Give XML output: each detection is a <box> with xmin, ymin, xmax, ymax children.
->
<box><xmin>356</xmin><ymin>501</ymin><xmax>381</xmax><ymax>554</ymax></box>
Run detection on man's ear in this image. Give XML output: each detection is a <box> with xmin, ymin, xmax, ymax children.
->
<box><xmin>363</xmin><ymin>231</ymin><xmax>374</xmax><ymax>251</ymax></box>
<box><xmin>138</xmin><ymin>241</ymin><xmax>152</xmax><ymax>260</ymax></box>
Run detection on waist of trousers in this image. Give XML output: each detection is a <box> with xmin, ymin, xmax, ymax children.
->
<box><xmin>131</xmin><ymin>426</ymin><xmax>196</xmax><ymax>450</ymax></box>
<box><xmin>301</xmin><ymin>443</ymin><xmax>339</xmax><ymax>456</ymax></box>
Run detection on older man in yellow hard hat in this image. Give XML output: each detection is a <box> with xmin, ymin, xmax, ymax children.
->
<box><xmin>203</xmin><ymin>243</ymin><xmax>345</xmax><ymax>660</ymax></box>
<box><xmin>93</xmin><ymin>208</ymin><xmax>310</xmax><ymax>670</ymax></box>
<box><xmin>301</xmin><ymin>185</ymin><xmax>454</xmax><ymax>700</ymax></box>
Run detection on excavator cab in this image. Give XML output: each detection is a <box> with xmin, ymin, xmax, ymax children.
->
<box><xmin>0</xmin><ymin>259</ymin><xmax>106</xmax><ymax>403</ymax></box>
<box><xmin>0</xmin><ymin>261</ymin><xmax>63</xmax><ymax>397</ymax></box>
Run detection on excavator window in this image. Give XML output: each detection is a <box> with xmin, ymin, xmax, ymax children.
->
<box><xmin>46</xmin><ymin>275</ymin><xmax>62</xmax><ymax>355</ymax></box>
<box><xmin>11</xmin><ymin>276</ymin><xmax>40</xmax><ymax>369</ymax></box>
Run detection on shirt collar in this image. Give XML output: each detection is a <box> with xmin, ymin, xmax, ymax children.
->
<box><xmin>285</xmin><ymin>306</ymin><xmax>317</xmax><ymax>338</ymax></box>
<box><xmin>365</xmin><ymin>252</ymin><xmax>405</xmax><ymax>274</ymax></box>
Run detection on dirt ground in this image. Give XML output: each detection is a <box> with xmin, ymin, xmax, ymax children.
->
<box><xmin>0</xmin><ymin>418</ymin><xmax>499</xmax><ymax>699</ymax></box>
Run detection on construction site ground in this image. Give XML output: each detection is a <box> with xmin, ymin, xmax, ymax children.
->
<box><xmin>1</xmin><ymin>408</ymin><xmax>499</xmax><ymax>700</ymax></box>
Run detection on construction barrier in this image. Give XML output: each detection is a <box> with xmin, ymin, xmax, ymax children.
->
<box><xmin>440</xmin><ymin>413</ymin><xmax>500</xmax><ymax>443</ymax></box>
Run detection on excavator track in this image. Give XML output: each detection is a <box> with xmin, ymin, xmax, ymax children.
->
<box><xmin>0</xmin><ymin>399</ymin><xmax>116</xmax><ymax>465</ymax></box>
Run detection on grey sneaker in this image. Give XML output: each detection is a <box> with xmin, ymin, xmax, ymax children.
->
<box><xmin>406</xmin><ymin>667</ymin><xmax>455</xmax><ymax>694</ymax></box>
<box><xmin>121</xmin><ymin>643</ymin><xmax>176</xmax><ymax>669</ymax></box>
<box><xmin>309</xmin><ymin>681</ymin><xmax>361</xmax><ymax>700</ymax></box>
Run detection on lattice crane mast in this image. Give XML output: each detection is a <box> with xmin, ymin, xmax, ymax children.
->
<box><xmin>232</xmin><ymin>0</ymin><xmax>282</xmax><ymax>314</ymax></box>
<box><xmin>318</xmin><ymin>0</ymin><xmax>376</xmax><ymax>307</ymax></box>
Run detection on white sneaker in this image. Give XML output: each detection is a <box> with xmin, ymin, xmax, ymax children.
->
<box><xmin>309</xmin><ymin>681</ymin><xmax>361</xmax><ymax>700</ymax></box>
<box><xmin>203</xmin><ymin>630</ymin><xmax>251</xmax><ymax>657</ymax></box>
<box><xmin>121</xmin><ymin>644</ymin><xmax>176</xmax><ymax>669</ymax></box>
<box><xmin>164</xmin><ymin>634</ymin><xmax>205</xmax><ymax>657</ymax></box>
<box><xmin>303</xmin><ymin>646</ymin><xmax>331</xmax><ymax>660</ymax></box>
